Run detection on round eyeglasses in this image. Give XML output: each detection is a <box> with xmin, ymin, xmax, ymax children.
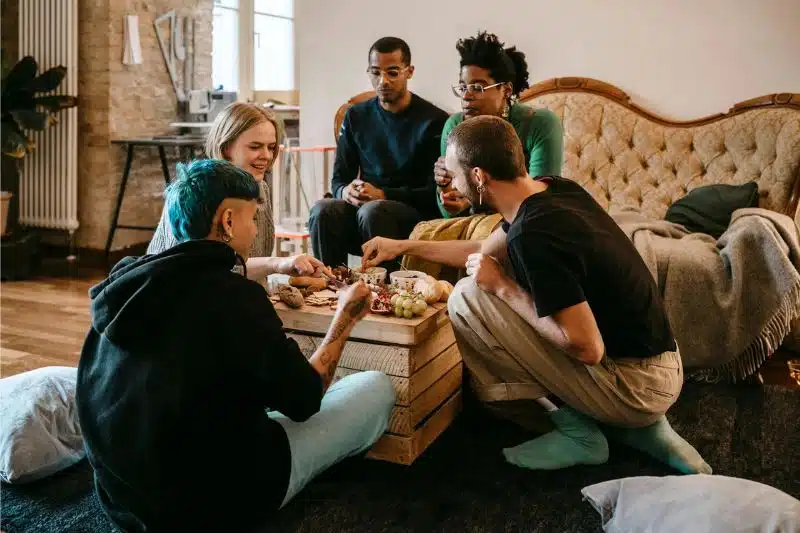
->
<box><xmin>366</xmin><ymin>66</ymin><xmax>409</xmax><ymax>80</ymax></box>
<box><xmin>451</xmin><ymin>81</ymin><xmax>505</xmax><ymax>98</ymax></box>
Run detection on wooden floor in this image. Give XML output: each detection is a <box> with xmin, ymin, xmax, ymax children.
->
<box><xmin>1</xmin><ymin>270</ymin><xmax>798</xmax><ymax>389</ymax></box>
<box><xmin>1</xmin><ymin>270</ymin><xmax>99</xmax><ymax>377</ymax></box>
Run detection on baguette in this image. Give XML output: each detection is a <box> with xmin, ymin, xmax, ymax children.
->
<box><xmin>288</xmin><ymin>276</ymin><xmax>327</xmax><ymax>292</ymax></box>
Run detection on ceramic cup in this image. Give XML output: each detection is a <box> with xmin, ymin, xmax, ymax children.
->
<box><xmin>389</xmin><ymin>270</ymin><xmax>428</xmax><ymax>291</ymax></box>
<box><xmin>354</xmin><ymin>266</ymin><xmax>387</xmax><ymax>286</ymax></box>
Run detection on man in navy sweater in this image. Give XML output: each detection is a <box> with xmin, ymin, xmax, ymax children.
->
<box><xmin>308</xmin><ymin>36</ymin><xmax>449</xmax><ymax>271</ymax></box>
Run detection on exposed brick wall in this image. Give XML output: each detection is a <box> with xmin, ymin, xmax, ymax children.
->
<box><xmin>77</xmin><ymin>0</ymin><xmax>212</xmax><ymax>250</ymax></box>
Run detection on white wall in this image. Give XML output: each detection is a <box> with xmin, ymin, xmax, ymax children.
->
<box><xmin>296</xmin><ymin>0</ymin><xmax>800</xmax><ymax>148</ymax></box>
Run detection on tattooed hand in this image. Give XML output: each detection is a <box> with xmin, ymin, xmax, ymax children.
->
<box><xmin>337</xmin><ymin>281</ymin><xmax>372</xmax><ymax>321</ymax></box>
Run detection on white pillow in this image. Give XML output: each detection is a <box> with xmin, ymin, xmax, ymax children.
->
<box><xmin>582</xmin><ymin>475</ymin><xmax>800</xmax><ymax>533</ymax></box>
<box><xmin>0</xmin><ymin>366</ymin><xmax>85</xmax><ymax>483</ymax></box>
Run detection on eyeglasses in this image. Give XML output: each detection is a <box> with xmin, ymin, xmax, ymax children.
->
<box><xmin>451</xmin><ymin>82</ymin><xmax>505</xmax><ymax>98</ymax></box>
<box><xmin>366</xmin><ymin>66</ymin><xmax>409</xmax><ymax>80</ymax></box>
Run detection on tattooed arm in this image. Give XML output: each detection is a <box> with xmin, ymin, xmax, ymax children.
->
<box><xmin>308</xmin><ymin>281</ymin><xmax>372</xmax><ymax>390</ymax></box>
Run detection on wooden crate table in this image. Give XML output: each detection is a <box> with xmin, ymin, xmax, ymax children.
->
<box><xmin>272</xmin><ymin>300</ymin><xmax>463</xmax><ymax>465</ymax></box>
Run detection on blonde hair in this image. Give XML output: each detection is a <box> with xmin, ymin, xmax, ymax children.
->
<box><xmin>204</xmin><ymin>102</ymin><xmax>284</xmax><ymax>161</ymax></box>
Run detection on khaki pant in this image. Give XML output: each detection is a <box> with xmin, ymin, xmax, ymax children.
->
<box><xmin>448</xmin><ymin>278</ymin><xmax>683</xmax><ymax>428</ymax></box>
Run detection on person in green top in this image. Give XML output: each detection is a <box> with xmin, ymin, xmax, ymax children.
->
<box><xmin>434</xmin><ymin>31</ymin><xmax>564</xmax><ymax>218</ymax></box>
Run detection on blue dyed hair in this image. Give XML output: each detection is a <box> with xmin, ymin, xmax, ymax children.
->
<box><xmin>165</xmin><ymin>159</ymin><xmax>260</xmax><ymax>242</ymax></box>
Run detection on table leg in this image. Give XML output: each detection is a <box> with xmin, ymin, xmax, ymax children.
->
<box><xmin>104</xmin><ymin>144</ymin><xmax>135</xmax><ymax>262</ymax></box>
<box><xmin>158</xmin><ymin>146</ymin><xmax>171</xmax><ymax>185</ymax></box>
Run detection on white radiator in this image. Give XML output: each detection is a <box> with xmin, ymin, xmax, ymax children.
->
<box><xmin>17</xmin><ymin>0</ymin><xmax>79</xmax><ymax>232</ymax></box>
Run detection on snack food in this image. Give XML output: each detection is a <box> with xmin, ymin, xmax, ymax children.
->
<box><xmin>413</xmin><ymin>276</ymin><xmax>443</xmax><ymax>304</ymax></box>
<box><xmin>354</xmin><ymin>266</ymin><xmax>387</xmax><ymax>286</ymax></box>
<box><xmin>389</xmin><ymin>270</ymin><xmax>428</xmax><ymax>291</ymax></box>
<box><xmin>369</xmin><ymin>287</ymin><xmax>393</xmax><ymax>314</ymax></box>
<box><xmin>390</xmin><ymin>290</ymin><xmax>428</xmax><ymax>319</ymax></box>
<box><xmin>289</xmin><ymin>276</ymin><xmax>327</xmax><ymax>293</ymax></box>
<box><xmin>278</xmin><ymin>285</ymin><xmax>304</xmax><ymax>308</ymax></box>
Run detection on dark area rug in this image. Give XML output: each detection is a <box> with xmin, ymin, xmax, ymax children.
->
<box><xmin>3</xmin><ymin>383</ymin><xmax>799</xmax><ymax>533</ymax></box>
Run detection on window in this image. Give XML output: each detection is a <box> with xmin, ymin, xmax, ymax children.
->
<box><xmin>253</xmin><ymin>0</ymin><xmax>294</xmax><ymax>91</ymax></box>
<box><xmin>212</xmin><ymin>0</ymin><xmax>295</xmax><ymax>99</ymax></box>
<box><xmin>212</xmin><ymin>0</ymin><xmax>239</xmax><ymax>92</ymax></box>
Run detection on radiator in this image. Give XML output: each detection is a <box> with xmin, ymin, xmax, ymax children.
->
<box><xmin>17</xmin><ymin>0</ymin><xmax>79</xmax><ymax>232</ymax></box>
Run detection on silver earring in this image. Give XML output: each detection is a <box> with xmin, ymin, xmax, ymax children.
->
<box><xmin>501</xmin><ymin>100</ymin><xmax>510</xmax><ymax>119</ymax></box>
<box><xmin>477</xmin><ymin>182</ymin><xmax>486</xmax><ymax>205</ymax></box>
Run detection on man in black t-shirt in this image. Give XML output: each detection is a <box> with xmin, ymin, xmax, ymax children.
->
<box><xmin>360</xmin><ymin>116</ymin><xmax>711</xmax><ymax>474</ymax></box>
<box><xmin>308</xmin><ymin>36</ymin><xmax>448</xmax><ymax>271</ymax></box>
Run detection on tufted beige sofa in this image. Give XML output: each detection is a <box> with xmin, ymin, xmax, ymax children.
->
<box><xmin>334</xmin><ymin>79</ymin><xmax>800</xmax><ymax>225</ymax></box>
<box><xmin>517</xmin><ymin>77</ymin><xmax>800</xmax><ymax>226</ymax></box>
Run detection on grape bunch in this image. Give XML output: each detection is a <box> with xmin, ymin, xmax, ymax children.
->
<box><xmin>390</xmin><ymin>291</ymin><xmax>428</xmax><ymax>319</ymax></box>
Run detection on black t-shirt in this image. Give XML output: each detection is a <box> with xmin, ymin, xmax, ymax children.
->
<box><xmin>503</xmin><ymin>176</ymin><xmax>676</xmax><ymax>359</ymax></box>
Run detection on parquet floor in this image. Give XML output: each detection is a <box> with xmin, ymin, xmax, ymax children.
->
<box><xmin>0</xmin><ymin>270</ymin><xmax>797</xmax><ymax>389</ymax></box>
<box><xmin>1</xmin><ymin>272</ymin><xmax>99</xmax><ymax>377</ymax></box>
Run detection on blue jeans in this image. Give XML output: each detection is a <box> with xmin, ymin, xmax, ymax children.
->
<box><xmin>268</xmin><ymin>370</ymin><xmax>396</xmax><ymax>506</ymax></box>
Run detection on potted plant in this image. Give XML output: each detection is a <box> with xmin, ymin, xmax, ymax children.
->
<box><xmin>1</xmin><ymin>52</ymin><xmax>78</xmax><ymax>237</ymax></box>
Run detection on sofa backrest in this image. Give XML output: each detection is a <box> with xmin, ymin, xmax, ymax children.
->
<box><xmin>333</xmin><ymin>79</ymin><xmax>800</xmax><ymax>222</ymax></box>
<box><xmin>519</xmin><ymin>77</ymin><xmax>800</xmax><ymax>221</ymax></box>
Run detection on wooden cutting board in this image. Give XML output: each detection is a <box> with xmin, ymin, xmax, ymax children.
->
<box><xmin>272</xmin><ymin>301</ymin><xmax>450</xmax><ymax>346</ymax></box>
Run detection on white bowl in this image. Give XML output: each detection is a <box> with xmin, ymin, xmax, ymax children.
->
<box><xmin>390</xmin><ymin>270</ymin><xmax>428</xmax><ymax>291</ymax></box>
<box><xmin>354</xmin><ymin>267</ymin><xmax>387</xmax><ymax>286</ymax></box>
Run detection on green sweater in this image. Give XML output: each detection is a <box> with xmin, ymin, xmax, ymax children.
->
<box><xmin>437</xmin><ymin>104</ymin><xmax>564</xmax><ymax>218</ymax></box>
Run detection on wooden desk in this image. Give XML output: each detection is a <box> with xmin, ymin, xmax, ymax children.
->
<box><xmin>273</xmin><ymin>300</ymin><xmax>463</xmax><ymax>465</ymax></box>
<box><xmin>105</xmin><ymin>137</ymin><xmax>206</xmax><ymax>263</ymax></box>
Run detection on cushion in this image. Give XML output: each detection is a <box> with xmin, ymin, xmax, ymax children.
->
<box><xmin>0</xmin><ymin>366</ymin><xmax>85</xmax><ymax>484</ymax></box>
<box><xmin>582</xmin><ymin>474</ymin><xmax>800</xmax><ymax>533</ymax></box>
<box><xmin>664</xmin><ymin>182</ymin><xmax>759</xmax><ymax>238</ymax></box>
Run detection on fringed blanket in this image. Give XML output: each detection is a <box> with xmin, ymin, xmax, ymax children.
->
<box><xmin>611</xmin><ymin>208</ymin><xmax>800</xmax><ymax>383</ymax></box>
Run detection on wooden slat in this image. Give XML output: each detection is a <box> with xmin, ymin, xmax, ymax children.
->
<box><xmin>367</xmin><ymin>390</ymin><xmax>462</xmax><ymax>465</ymax></box>
<box><xmin>334</xmin><ymin>343</ymin><xmax>462</xmax><ymax>406</ymax></box>
<box><xmin>287</xmin><ymin>322</ymin><xmax>456</xmax><ymax>377</ymax></box>
<box><xmin>385</xmin><ymin>363</ymin><xmax>462</xmax><ymax>435</ymax></box>
<box><xmin>276</xmin><ymin>301</ymin><xmax>449</xmax><ymax>346</ymax></box>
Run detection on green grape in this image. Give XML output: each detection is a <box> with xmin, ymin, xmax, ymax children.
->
<box><xmin>412</xmin><ymin>300</ymin><xmax>427</xmax><ymax>315</ymax></box>
<box><xmin>394</xmin><ymin>306</ymin><xmax>404</xmax><ymax>318</ymax></box>
<box><xmin>403</xmin><ymin>309</ymin><xmax>414</xmax><ymax>319</ymax></box>
<box><xmin>402</xmin><ymin>299</ymin><xmax>414</xmax><ymax>310</ymax></box>
<box><xmin>390</xmin><ymin>294</ymin><xmax>400</xmax><ymax>306</ymax></box>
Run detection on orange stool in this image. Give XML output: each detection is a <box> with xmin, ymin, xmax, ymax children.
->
<box><xmin>274</xmin><ymin>226</ymin><xmax>310</xmax><ymax>257</ymax></box>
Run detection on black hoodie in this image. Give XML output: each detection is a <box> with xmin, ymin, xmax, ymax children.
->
<box><xmin>76</xmin><ymin>240</ymin><xmax>323</xmax><ymax>532</ymax></box>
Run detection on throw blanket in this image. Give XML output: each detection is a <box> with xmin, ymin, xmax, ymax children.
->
<box><xmin>611</xmin><ymin>208</ymin><xmax>800</xmax><ymax>383</ymax></box>
<box><xmin>402</xmin><ymin>213</ymin><xmax>503</xmax><ymax>282</ymax></box>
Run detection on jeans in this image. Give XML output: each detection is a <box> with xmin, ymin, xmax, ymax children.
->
<box><xmin>308</xmin><ymin>199</ymin><xmax>423</xmax><ymax>271</ymax></box>
<box><xmin>267</xmin><ymin>371</ymin><xmax>396</xmax><ymax>507</ymax></box>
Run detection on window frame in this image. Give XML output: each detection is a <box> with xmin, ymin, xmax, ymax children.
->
<box><xmin>212</xmin><ymin>0</ymin><xmax>296</xmax><ymax>102</ymax></box>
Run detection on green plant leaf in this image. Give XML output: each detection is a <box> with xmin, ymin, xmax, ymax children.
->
<box><xmin>10</xmin><ymin>109</ymin><xmax>48</xmax><ymax>130</ymax></box>
<box><xmin>34</xmin><ymin>94</ymin><xmax>78</xmax><ymax>112</ymax></box>
<box><xmin>30</xmin><ymin>65</ymin><xmax>67</xmax><ymax>93</ymax></box>
<box><xmin>2</xmin><ymin>56</ymin><xmax>38</xmax><ymax>93</ymax></box>
<box><xmin>1</xmin><ymin>127</ymin><xmax>28</xmax><ymax>158</ymax></box>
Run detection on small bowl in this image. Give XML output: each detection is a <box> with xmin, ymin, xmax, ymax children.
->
<box><xmin>389</xmin><ymin>270</ymin><xmax>428</xmax><ymax>291</ymax></box>
<box><xmin>354</xmin><ymin>266</ymin><xmax>387</xmax><ymax>286</ymax></box>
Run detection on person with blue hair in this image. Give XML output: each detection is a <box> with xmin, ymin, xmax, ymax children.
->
<box><xmin>77</xmin><ymin>159</ymin><xmax>396</xmax><ymax>533</ymax></box>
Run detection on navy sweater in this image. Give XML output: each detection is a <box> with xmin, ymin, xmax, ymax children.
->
<box><xmin>332</xmin><ymin>94</ymin><xmax>449</xmax><ymax>218</ymax></box>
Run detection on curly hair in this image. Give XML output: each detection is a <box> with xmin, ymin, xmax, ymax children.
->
<box><xmin>455</xmin><ymin>31</ymin><xmax>530</xmax><ymax>97</ymax></box>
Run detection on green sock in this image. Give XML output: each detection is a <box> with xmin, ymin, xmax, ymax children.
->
<box><xmin>502</xmin><ymin>407</ymin><xmax>609</xmax><ymax>470</ymax></box>
<box><xmin>602</xmin><ymin>416</ymin><xmax>712</xmax><ymax>475</ymax></box>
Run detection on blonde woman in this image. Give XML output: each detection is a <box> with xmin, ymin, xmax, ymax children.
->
<box><xmin>148</xmin><ymin>102</ymin><xmax>327</xmax><ymax>280</ymax></box>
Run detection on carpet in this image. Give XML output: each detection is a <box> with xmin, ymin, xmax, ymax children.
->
<box><xmin>2</xmin><ymin>383</ymin><xmax>799</xmax><ymax>533</ymax></box>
